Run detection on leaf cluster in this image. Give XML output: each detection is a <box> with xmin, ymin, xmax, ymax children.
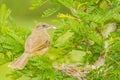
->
<box><xmin>1</xmin><ymin>0</ymin><xmax>120</xmax><ymax>80</ymax></box>
<box><xmin>0</xmin><ymin>4</ymin><xmax>31</xmax><ymax>64</ymax></box>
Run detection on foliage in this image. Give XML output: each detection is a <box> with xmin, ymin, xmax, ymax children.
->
<box><xmin>29</xmin><ymin>0</ymin><xmax>120</xmax><ymax>79</ymax></box>
<box><xmin>0</xmin><ymin>0</ymin><xmax>120</xmax><ymax>80</ymax></box>
<box><xmin>0</xmin><ymin>4</ymin><xmax>77</xmax><ymax>80</ymax></box>
<box><xmin>0</xmin><ymin>4</ymin><xmax>11</xmax><ymax>26</ymax></box>
<box><xmin>8</xmin><ymin>55</ymin><xmax>77</xmax><ymax>80</ymax></box>
<box><xmin>0</xmin><ymin>4</ymin><xmax>31</xmax><ymax>64</ymax></box>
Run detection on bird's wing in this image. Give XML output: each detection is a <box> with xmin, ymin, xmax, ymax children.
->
<box><xmin>24</xmin><ymin>34</ymin><xmax>50</xmax><ymax>54</ymax></box>
<box><xmin>32</xmin><ymin>40</ymin><xmax>50</xmax><ymax>53</ymax></box>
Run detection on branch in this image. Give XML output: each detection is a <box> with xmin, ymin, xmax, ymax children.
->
<box><xmin>54</xmin><ymin>64</ymin><xmax>88</xmax><ymax>80</ymax></box>
<box><xmin>92</xmin><ymin>23</ymin><xmax>117</xmax><ymax>69</ymax></box>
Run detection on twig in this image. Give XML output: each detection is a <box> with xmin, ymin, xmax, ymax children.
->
<box><xmin>54</xmin><ymin>64</ymin><xmax>88</xmax><ymax>80</ymax></box>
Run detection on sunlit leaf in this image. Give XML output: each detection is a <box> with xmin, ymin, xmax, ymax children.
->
<box><xmin>0</xmin><ymin>53</ymin><xmax>4</xmax><ymax>59</ymax></box>
<box><xmin>42</xmin><ymin>7</ymin><xmax>59</xmax><ymax>17</ymax></box>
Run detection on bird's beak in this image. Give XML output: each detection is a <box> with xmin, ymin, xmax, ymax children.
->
<box><xmin>51</xmin><ymin>26</ymin><xmax>56</xmax><ymax>29</ymax></box>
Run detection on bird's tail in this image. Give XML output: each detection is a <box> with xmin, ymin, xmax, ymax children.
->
<box><xmin>8</xmin><ymin>53</ymin><xmax>30</xmax><ymax>70</ymax></box>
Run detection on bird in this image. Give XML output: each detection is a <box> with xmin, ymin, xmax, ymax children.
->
<box><xmin>8</xmin><ymin>22</ymin><xmax>56</xmax><ymax>70</ymax></box>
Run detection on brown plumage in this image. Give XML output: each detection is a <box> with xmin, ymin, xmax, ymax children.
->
<box><xmin>8</xmin><ymin>23</ymin><xmax>55</xmax><ymax>70</ymax></box>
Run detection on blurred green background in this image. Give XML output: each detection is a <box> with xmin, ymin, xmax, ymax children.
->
<box><xmin>0</xmin><ymin>0</ymin><xmax>68</xmax><ymax>26</ymax></box>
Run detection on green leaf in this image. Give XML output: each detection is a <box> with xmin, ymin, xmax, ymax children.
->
<box><xmin>54</xmin><ymin>30</ymin><xmax>74</xmax><ymax>47</ymax></box>
<box><xmin>29</xmin><ymin>0</ymin><xmax>48</xmax><ymax>10</ymax></box>
<box><xmin>0</xmin><ymin>4</ymin><xmax>11</xmax><ymax>26</ymax></box>
<box><xmin>41</xmin><ymin>7</ymin><xmax>59</xmax><ymax>17</ymax></box>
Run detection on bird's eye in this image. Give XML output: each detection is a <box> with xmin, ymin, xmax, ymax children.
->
<box><xmin>42</xmin><ymin>25</ymin><xmax>46</xmax><ymax>27</ymax></box>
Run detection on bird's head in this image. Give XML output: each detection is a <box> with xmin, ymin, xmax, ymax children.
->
<box><xmin>36</xmin><ymin>23</ymin><xmax>56</xmax><ymax>30</ymax></box>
